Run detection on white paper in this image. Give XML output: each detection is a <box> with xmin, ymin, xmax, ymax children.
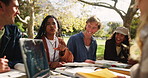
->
<box><xmin>14</xmin><ymin>63</ymin><xmax>26</xmax><ymax>72</ymax></box>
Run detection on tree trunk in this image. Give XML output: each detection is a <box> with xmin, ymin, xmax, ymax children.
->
<box><xmin>123</xmin><ymin>0</ymin><xmax>137</xmax><ymax>31</ymax></box>
<box><xmin>27</xmin><ymin>3</ymin><xmax>34</xmax><ymax>38</ymax></box>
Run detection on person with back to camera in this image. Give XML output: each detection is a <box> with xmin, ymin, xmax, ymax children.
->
<box><xmin>35</xmin><ymin>15</ymin><xmax>73</xmax><ymax>69</ymax></box>
<box><xmin>0</xmin><ymin>0</ymin><xmax>23</xmax><ymax>73</ymax></box>
<box><xmin>67</xmin><ymin>16</ymin><xmax>101</xmax><ymax>64</ymax></box>
<box><xmin>104</xmin><ymin>27</ymin><xmax>130</xmax><ymax>63</ymax></box>
<box><xmin>130</xmin><ymin>0</ymin><xmax>148</xmax><ymax>78</ymax></box>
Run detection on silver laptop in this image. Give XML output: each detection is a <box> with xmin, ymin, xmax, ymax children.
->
<box><xmin>19</xmin><ymin>38</ymin><xmax>50</xmax><ymax>78</ymax></box>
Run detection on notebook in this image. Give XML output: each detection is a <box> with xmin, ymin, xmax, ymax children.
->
<box><xmin>19</xmin><ymin>38</ymin><xmax>50</xmax><ymax>78</ymax></box>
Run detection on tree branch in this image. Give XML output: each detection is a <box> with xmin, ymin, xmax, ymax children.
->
<box><xmin>78</xmin><ymin>0</ymin><xmax>126</xmax><ymax>20</ymax></box>
<box><xmin>111</xmin><ymin>0</ymin><xmax>118</xmax><ymax>7</ymax></box>
<box><xmin>17</xmin><ymin>15</ymin><xmax>30</xmax><ymax>24</ymax></box>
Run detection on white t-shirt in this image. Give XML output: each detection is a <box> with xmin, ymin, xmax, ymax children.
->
<box><xmin>45</xmin><ymin>36</ymin><xmax>59</xmax><ymax>62</ymax></box>
<box><xmin>85</xmin><ymin>45</ymin><xmax>90</xmax><ymax>51</ymax></box>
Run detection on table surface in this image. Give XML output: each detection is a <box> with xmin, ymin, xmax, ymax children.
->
<box><xmin>0</xmin><ymin>69</ymin><xmax>71</xmax><ymax>78</ymax></box>
<box><xmin>0</xmin><ymin>61</ymin><xmax>131</xmax><ymax>78</ymax></box>
<box><xmin>0</xmin><ymin>68</ymin><xmax>130</xmax><ymax>78</ymax></box>
<box><xmin>54</xmin><ymin>67</ymin><xmax>130</xmax><ymax>78</ymax></box>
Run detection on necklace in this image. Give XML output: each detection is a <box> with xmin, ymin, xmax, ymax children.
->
<box><xmin>48</xmin><ymin>40</ymin><xmax>55</xmax><ymax>48</ymax></box>
<box><xmin>48</xmin><ymin>39</ymin><xmax>57</xmax><ymax>62</ymax></box>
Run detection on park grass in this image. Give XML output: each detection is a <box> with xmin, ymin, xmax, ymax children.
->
<box><xmin>96</xmin><ymin>45</ymin><xmax>105</xmax><ymax>60</ymax></box>
<box><xmin>96</xmin><ymin>39</ymin><xmax>105</xmax><ymax>60</ymax></box>
<box><xmin>63</xmin><ymin>37</ymin><xmax>106</xmax><ymax>60</ymax></box>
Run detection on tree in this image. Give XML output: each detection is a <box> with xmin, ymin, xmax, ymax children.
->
<box><xmin>107</xmin><ymin>22</ymin><xmax>121</xmax><ymax>35</ymax></box>
<box><xmin>17</xmin><ymin>0</ymin><xmax>54</xmax><ymax>38</ymax></box>
<box><xmin>94</xmin><ymin>26</ymin><xmax>104</xmax><ymax>37</ymax></box>
<box><xmin>47</xmin><ymin>0</ymin><xmax>89</xmax><ymax>35</ymax></box>
<box><xmin>57</xmin><ymin>12</ymin><xmax>87</xmax><ymax>35</ymax></box>
<box><xmin>77</xmin><ymin>0</ymin><xmax>137</xmax><ymax>30</ymax></box>
<box><xmin>130</xmin><ymin>13</ymin><xmax>140</xmax><ymax>39</ymax></box>
<box><xmin>17</xmin><ymin>0</ymin><xmax>36</xmax><ymax>38</ymax></box>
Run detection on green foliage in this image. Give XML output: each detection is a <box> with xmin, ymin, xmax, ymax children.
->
<box><xmin>94</xmin><ymin>29</ymin><xmax>104</xmax><ymax>37</ymax></box>
<box><xmin>99</xmin><ymin>22</ymin><xmax>122</xmax><ymax>38</ymax></box>
<box><xmin>16</xmin><ymin>0</ymin><xmax>138</xmax><ymax>40</ymax></box>
<box><xmin>16</xmin><ymin>0</ymin><xmax>56</xmax><ymax>38</ymax></box>
<box><xmin>107</xmin><ymin>22</ymin><xmax>121</xmax><ymax>35</ymax></box>
<box><xmin>18</xmin><ymin>0</ymin><xmax>41</xmax><ymax>18</ymax></box>
<box><xmin>16</xmin><ymin>0</ymin><xmax>43</xmax><ymax>32</ymax></box>
<box><xmin>104</xmin><ymin>34</ymin><xmax>110</xmax><ymax>39</ymax></box>
<box><xmin>15</xmin><ymin>22</ymin><xmax>25</xmax><ymax>32</ymax></box>
<box><xmin>130</xmin><ymin>14</ymin><xmax>140</xmax><ymax>39</ymax></box>
<box><xmin>57</xmin><ymin>13</ymin><xmax>87</xmax><ymax>35</ymax></box>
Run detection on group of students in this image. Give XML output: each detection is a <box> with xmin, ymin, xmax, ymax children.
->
<box><xmin>0</xmin><ymin>0</ymin><xmax>148</xmax><ymax>78</ymax></box>
<box><xmin>35</xmin><ymin>15</ymin><xmax>101</xmax><ymax>68</ymax></box>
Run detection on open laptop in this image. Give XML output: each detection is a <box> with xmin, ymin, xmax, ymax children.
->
<box><xmin>19</xmin><ymin>38</ymin><xmax>50</xmax><ymax>78</ymax></box>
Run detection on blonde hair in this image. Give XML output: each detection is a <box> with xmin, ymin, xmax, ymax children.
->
<box><xmin>135</xmin><ymin>0</ymin><xmax>148</xmax><ymax>52</ymax></box>
<box><xmin>136</xmin><ymin>14</ymin><xmax>148</xmax><ymax>51</ymax></box>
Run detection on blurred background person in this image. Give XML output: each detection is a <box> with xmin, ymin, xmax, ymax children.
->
<box><xmin>130</xmin><ymin>0</ymin><xmax>148</xmax><ymax>78</ymax></box>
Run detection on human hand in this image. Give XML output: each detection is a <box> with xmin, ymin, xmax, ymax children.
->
<box><xmin>85</xmin><ymin>59</ymin><xmax>95</xmax><ymax>64</ymax></box>
<box><xmin>0</xmin><ymin>56</ymin><xmax>10</xmax><ymax>73</ymax></box>
<box><xmin>128</xmin><ymin>58</ymin><xmax>138</xmax><ymax>65</ymax></box>
<box><xmin>54</xmin><ymin>43</ymin><xmax>67</xmax><ymax>51</ymax></box>
<box><xmin>50</xmin><ymin>62</ymin><xmax>66</xmax><ymax>69</ymax></box>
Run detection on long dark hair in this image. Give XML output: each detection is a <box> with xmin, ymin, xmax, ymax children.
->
<box><xmin>110</xmin><ymin>32</ymin><xmax>129</xmax><ymax>46</ymax></box>
<box><xmin>35</xmin><ymin>15</ymin><xmax>60</xmax><ymax>39</ymax></box>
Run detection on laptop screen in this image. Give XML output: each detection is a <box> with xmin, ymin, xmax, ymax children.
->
<box><xmin>19</xmin><ymin>38</ymin><xmax>50</xmax><ymax>78</ymax></box>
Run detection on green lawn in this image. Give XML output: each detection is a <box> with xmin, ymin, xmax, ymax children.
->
<box><xmin>63</xmin><ymin>37</ymin><xmax>106</xmax><ymax>60</ymax></box>
<box><xmin>96</xmin><ymin>39</ymin><xmax>105</xmax><ymax>60</ymax></box>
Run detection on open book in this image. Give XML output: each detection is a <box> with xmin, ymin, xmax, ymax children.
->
<box><xmin>95</xmin><ymin>60</ymin><xmax>131</xmax><ymax>68</ymax></box>
<box><xmin>75</xmin><ymin>69</ymin><xmax>116</xmax><ymax>78</ymax></box>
